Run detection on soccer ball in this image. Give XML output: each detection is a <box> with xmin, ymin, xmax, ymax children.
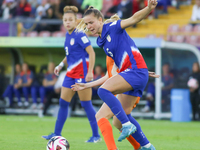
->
<box><xmin>46</xmin><ymin>136</ymin><xmax>70</xmax><ymax>150</ymax></box>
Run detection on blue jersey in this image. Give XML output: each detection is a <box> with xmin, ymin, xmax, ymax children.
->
<box><xmin>45</xmin><ymin>72</ymin><xmax>57</xmax><ymax>81</ymax></box>
<box><xmin>20</xmin><ymin>70</ymin><xmax>34</xmax><ymax>84</ymax></box>
<box><xmin>64</xmin><ymin>29</ymin><xmax>91</xmax><ymax>78</ymax></box>
<box><xmin>97</xmin><ymin>20</ymin><xmax>147</xmax><ymax>72</ymax></box>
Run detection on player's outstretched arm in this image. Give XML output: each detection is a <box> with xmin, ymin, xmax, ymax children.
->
<box><xmin>71</xmin><ymin>73</ymin><xmax>109</xmax><ymax>91</ymax></box>
<box><xmin>85</xmin><ymin>45</ymin><xmax>95</xmax><ymax>82</ymax></box>
<box><xmin>54</xmin><ymin>57</ymin><xmax>67</xmax><ymax>76</ymax></box>
<box><xmin>121</xmin><ymin>0</ymin><xmax>158</xmax><ymax>29</ymax></box>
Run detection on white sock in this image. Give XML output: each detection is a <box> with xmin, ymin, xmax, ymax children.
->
<box><xmin>122</xmin><ymin>121</ymin><xmax>132</xmax><ymax>126</ymax></box>
<box><xmin>143</xmin><ymin>143</ymin><xmax>151</xmax><ymax>148</ymax></box>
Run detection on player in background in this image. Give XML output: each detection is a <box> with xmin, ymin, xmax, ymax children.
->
<box><xmin>2</xmin><ymin>64</ymin><xmax>22</xmax><ymax>107</ymax></box>
<box><xmin>42</xmin><ymin>6</ymin><xmax>101</xmax><ymax>143</ymax></box>
<box><xmin>72</xmin><ymin>56</ymin><xmax>159</xmax><ymax>150</ymax></box>
<box><xmin>75</xmin><ymin>0</ymin><xmax>158</xmax><ymax>149</ymax></box>
<box><xmin>39</xmin><ymin>62</ymin><xmax>57</xmax><ymax>109</ymax></box>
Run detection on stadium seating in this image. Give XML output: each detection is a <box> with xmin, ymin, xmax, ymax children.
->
<box><xmin>171</xmin><ymin>35</ymin><xmax>185</xmax><ymax>43</ymax></box>
<box><xmin>38</xmin><ymin>31</ymin><xmax>51</xmax><ymax>37</ymax></box>
<box><xmin>52</xmin><ymin>31</ymin><xmax>65</xmax><ymax>37</ymax></box>
<box><xmin>168</xmin><ymin>24</ymin><xmax>180</xmax><ymax>32</ymax></box>
<box><xmin>185</xmin><ymin>35</ymin><xmax>200</xmax><ymax>46</ymax></box>
<box><xmin>27</xmin><ymin>31</ymin><xmax>38</xmax><ymax>37</ymax></box>
<box><xmin>193</xmin><ymin>24</ymin><xmax>200</xmax><ymax>32</ymax></box>
<box><xmin>180</xmin><ymin>24</ymin><xmax>193</xmax><ymax>33</ymax></box>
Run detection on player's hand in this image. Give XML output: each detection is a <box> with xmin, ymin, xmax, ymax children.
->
<box><xmin>148</xmin><ymin>71</ymin><xmax>160</xmax><ymax>78</ymax></box>
<box><xmin>54</xmin><ymin>66</ymin><xmax>62</xmax><ymax>76</ymax></box>
<box><xmin>148</xmin><ymin>0</ymin><xmax>158</xmax><ymax>10</ymax></box>
<box><xmin>85</xmin><ymin>72</ymin><xmax>93</xmax><ymax>82</ymax></box>
<box><xmin>71</xmin><ymin>83</ymin><xmax>87</xmax><ymax>91</ymax></box>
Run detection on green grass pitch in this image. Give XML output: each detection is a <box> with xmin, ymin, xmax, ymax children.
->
<box><xmin>0</xmin><ymin>115</ymin><xmax>199</xmax><ymax>150</ymax></box>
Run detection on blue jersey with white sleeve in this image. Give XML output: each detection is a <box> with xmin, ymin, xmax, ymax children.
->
<box><xmin>97</xmin><ymin>20</ymin><xmax>147</xmax><ymax>72</ymax></box>
<box><xmin>64</xmin><ymin>29</ymin><xmax>91</xmax><ymax>78</ymax></box>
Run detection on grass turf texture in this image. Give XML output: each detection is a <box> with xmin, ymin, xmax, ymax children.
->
<box><xmin>0</xmin><ymin>115</ymin><xmax>199</xmax><ymax>150</ymax></box>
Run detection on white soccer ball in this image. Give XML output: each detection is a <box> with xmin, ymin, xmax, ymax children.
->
<box><xmin>187</xmin><ymin>78</ymin><xmax>199</xmax><ymax>89</ymax></box>
<box><xmin>46</xmin><ymin>136</ymin><xmax>70</xmax><ymax>150</ymax></box>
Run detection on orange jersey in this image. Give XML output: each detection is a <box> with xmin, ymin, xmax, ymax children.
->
<box><xmin>106</xmin><ymin>56</ymin><xmax>140</xmax><ymax>109</ymax></box>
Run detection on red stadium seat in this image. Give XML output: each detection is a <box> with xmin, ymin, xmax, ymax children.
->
<box><xmin>171</xmin><ymin>35</ymin><xmax>185</xmax><ymax>43</ymax></box>
<box><xmin>39</xmin><ymin>31</ymin><xmax>51</xmax><ymax>37</ymax></box>
<box><xmin>180</xmin><ymin>24</ymin><xmax>193</xmax><ymax>33</ymax></box>
<box><xmin>185</xmin><ymin>35</ymin><xmax>200</xmax><ymax>45</ymax></box>
<box><xmin>52</xmin><ymin>31</ymin><xmax>65</xmax><ymax>37</ymax></box>
<box><xmin>193</xmin><ymin>24</ymin><xmax>200</xmax><ymax>32</ymax></box>
<box><xmin>26</xmin><ymin>31</ymin><xmax>38</xmax><ymax>37</ymax></box>
<box><xmin>167</xmin><ymin>24</ymin><xmax>180</xmax><ymax>33</ymax></box>
<box><xmin>60</xmin><ymin>25</ymin><xmax>66</xmax><ymax>33</ymax></box>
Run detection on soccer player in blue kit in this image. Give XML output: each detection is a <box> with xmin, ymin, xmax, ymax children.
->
<box><xmin>42</xmin><ymin>6</ymin><xmax>101</xmax><ymax>143</ymax></box>
<box><xmin>76</xmin><ymin>0</ymin><xmax>158</xmax><ymax>148</ymax></box>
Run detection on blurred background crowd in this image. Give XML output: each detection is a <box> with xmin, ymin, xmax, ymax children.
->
<box><xmin>0</xmin><ymin>0</ymin><xmax>200</xmax><ymax>121</ymax></box>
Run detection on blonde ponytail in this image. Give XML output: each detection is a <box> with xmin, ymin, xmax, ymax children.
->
<box><xmin>104</xmin><ymin>14</ymin><xmax>120</xmax><ymax>24</ymax></box>
<box><xmin>76</xmin><ymin>19</ymin><xmax>87</xmax><ymax>33</ymax></box>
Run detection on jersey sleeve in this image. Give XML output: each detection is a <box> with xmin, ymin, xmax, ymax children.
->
<box><xmin>109</xmin><ymin>20</ymin><xmax>123</xmax><ymax>33</ymax></box>
<box><xmin>77</xmin><ymin>32</ymin><xmax>91</xmax><ymax>49</ymax></box>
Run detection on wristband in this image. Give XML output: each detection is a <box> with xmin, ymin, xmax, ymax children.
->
<box><xmin>58</xmin><ymin>62</ymin><xmax>64</xmax><ymax>68</ymax></box>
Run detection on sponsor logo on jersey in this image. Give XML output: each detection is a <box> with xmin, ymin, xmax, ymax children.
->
<box><xmin>81</xmin><ymin>36</ymin><xmax>89</xmax><ymax>44</ymax></box>
<box><xmin>70</xmin><ymin>38</ymin><xmax>75</xmax><ymax>45</ymax></box>
<box><xmin>107</xmin><ymin>35</ymin><xmax>111</xmax><ymax>42</ymax></box>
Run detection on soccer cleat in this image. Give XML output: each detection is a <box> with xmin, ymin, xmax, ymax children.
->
<box><xmin>42</xmin><ymin>133</ymin><xmax>58</xmax><ymax>140</ymax></box>
<box><xmin>140</xmin><ymin>145</ymin><xmax>156</xmax><ymax>150</ymax></box>
<box><xmin>85</xmin><ymin>136</ymin><xmax>101</xmax><ymax>143</ymax></box>
<box><xmin>118</xmin><ymin>124</ymin><xmax>136</xmax><ymax>142</ymax></box>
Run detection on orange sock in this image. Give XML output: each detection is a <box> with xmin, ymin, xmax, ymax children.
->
<box><xmin>126</xmin><ymin>135</ymin><xmax>141</xmax><ymax>150</ymax></box>
<box><xmin>97</xmin><ymin>118</ymin><xmax>117</xmax><ymax>150</ymax></box>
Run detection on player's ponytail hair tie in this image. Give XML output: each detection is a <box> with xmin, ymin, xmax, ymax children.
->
<box><xmin>63</xmin><ymin>6</ymin><xmax>78</xmax><ymax>14</ymax></box>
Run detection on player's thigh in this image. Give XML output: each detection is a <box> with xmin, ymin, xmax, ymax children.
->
<box><xmin>118</xmin><ymin>94</ymin><xmax>138</xmax><ymax>114</ymax></box>
<box><xmin>77</xmin><ymin>88</ymin><xmax>92</xmax><ymax>101</ymax></box>
<box><xmin>100</xmin><ymin>74</ymin><xmax>133</xmax><ymax>95</ymax></box>
<box><xmin>60</xmin><ymin>86</ymin><xmax>75</xmax><ymax>102</ymax></box>
<box><xmin>96</xmin><ymin>102</ymin><xmax>114</xmax><ymax>121</ymax></box>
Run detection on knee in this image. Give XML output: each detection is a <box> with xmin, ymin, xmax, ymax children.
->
<box><xmin>112</xmin><ymin>116</ymin><xmax>122</xmax><ymax>130</ymax></box>
<box><xmin>80</xmin><ymin>101</ymin><xmax>91</xmax><ymax>108</ymax></box>
<box><xmin>97</xmin><ymin>88</ymin><xmax>103</xmax><ymax>97</ymax></box>
<box><xmin>59</xmin><ymin>98</ymin><xmax>69</xmax><ymax>108</ymax></box>
<box><xmin>95</xmin><ymin>110</ymin><xmax>113</xmax><ymax>122</ymax></box>
<box><xmin>123</xmin><ymin>107</ymin><xmax>132</xmax><ymax>115</ymax></box>
<box><xmin>95</xmin><ymin>111</ymin><xmax>102</xmax><ymax>122</ymax></box>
